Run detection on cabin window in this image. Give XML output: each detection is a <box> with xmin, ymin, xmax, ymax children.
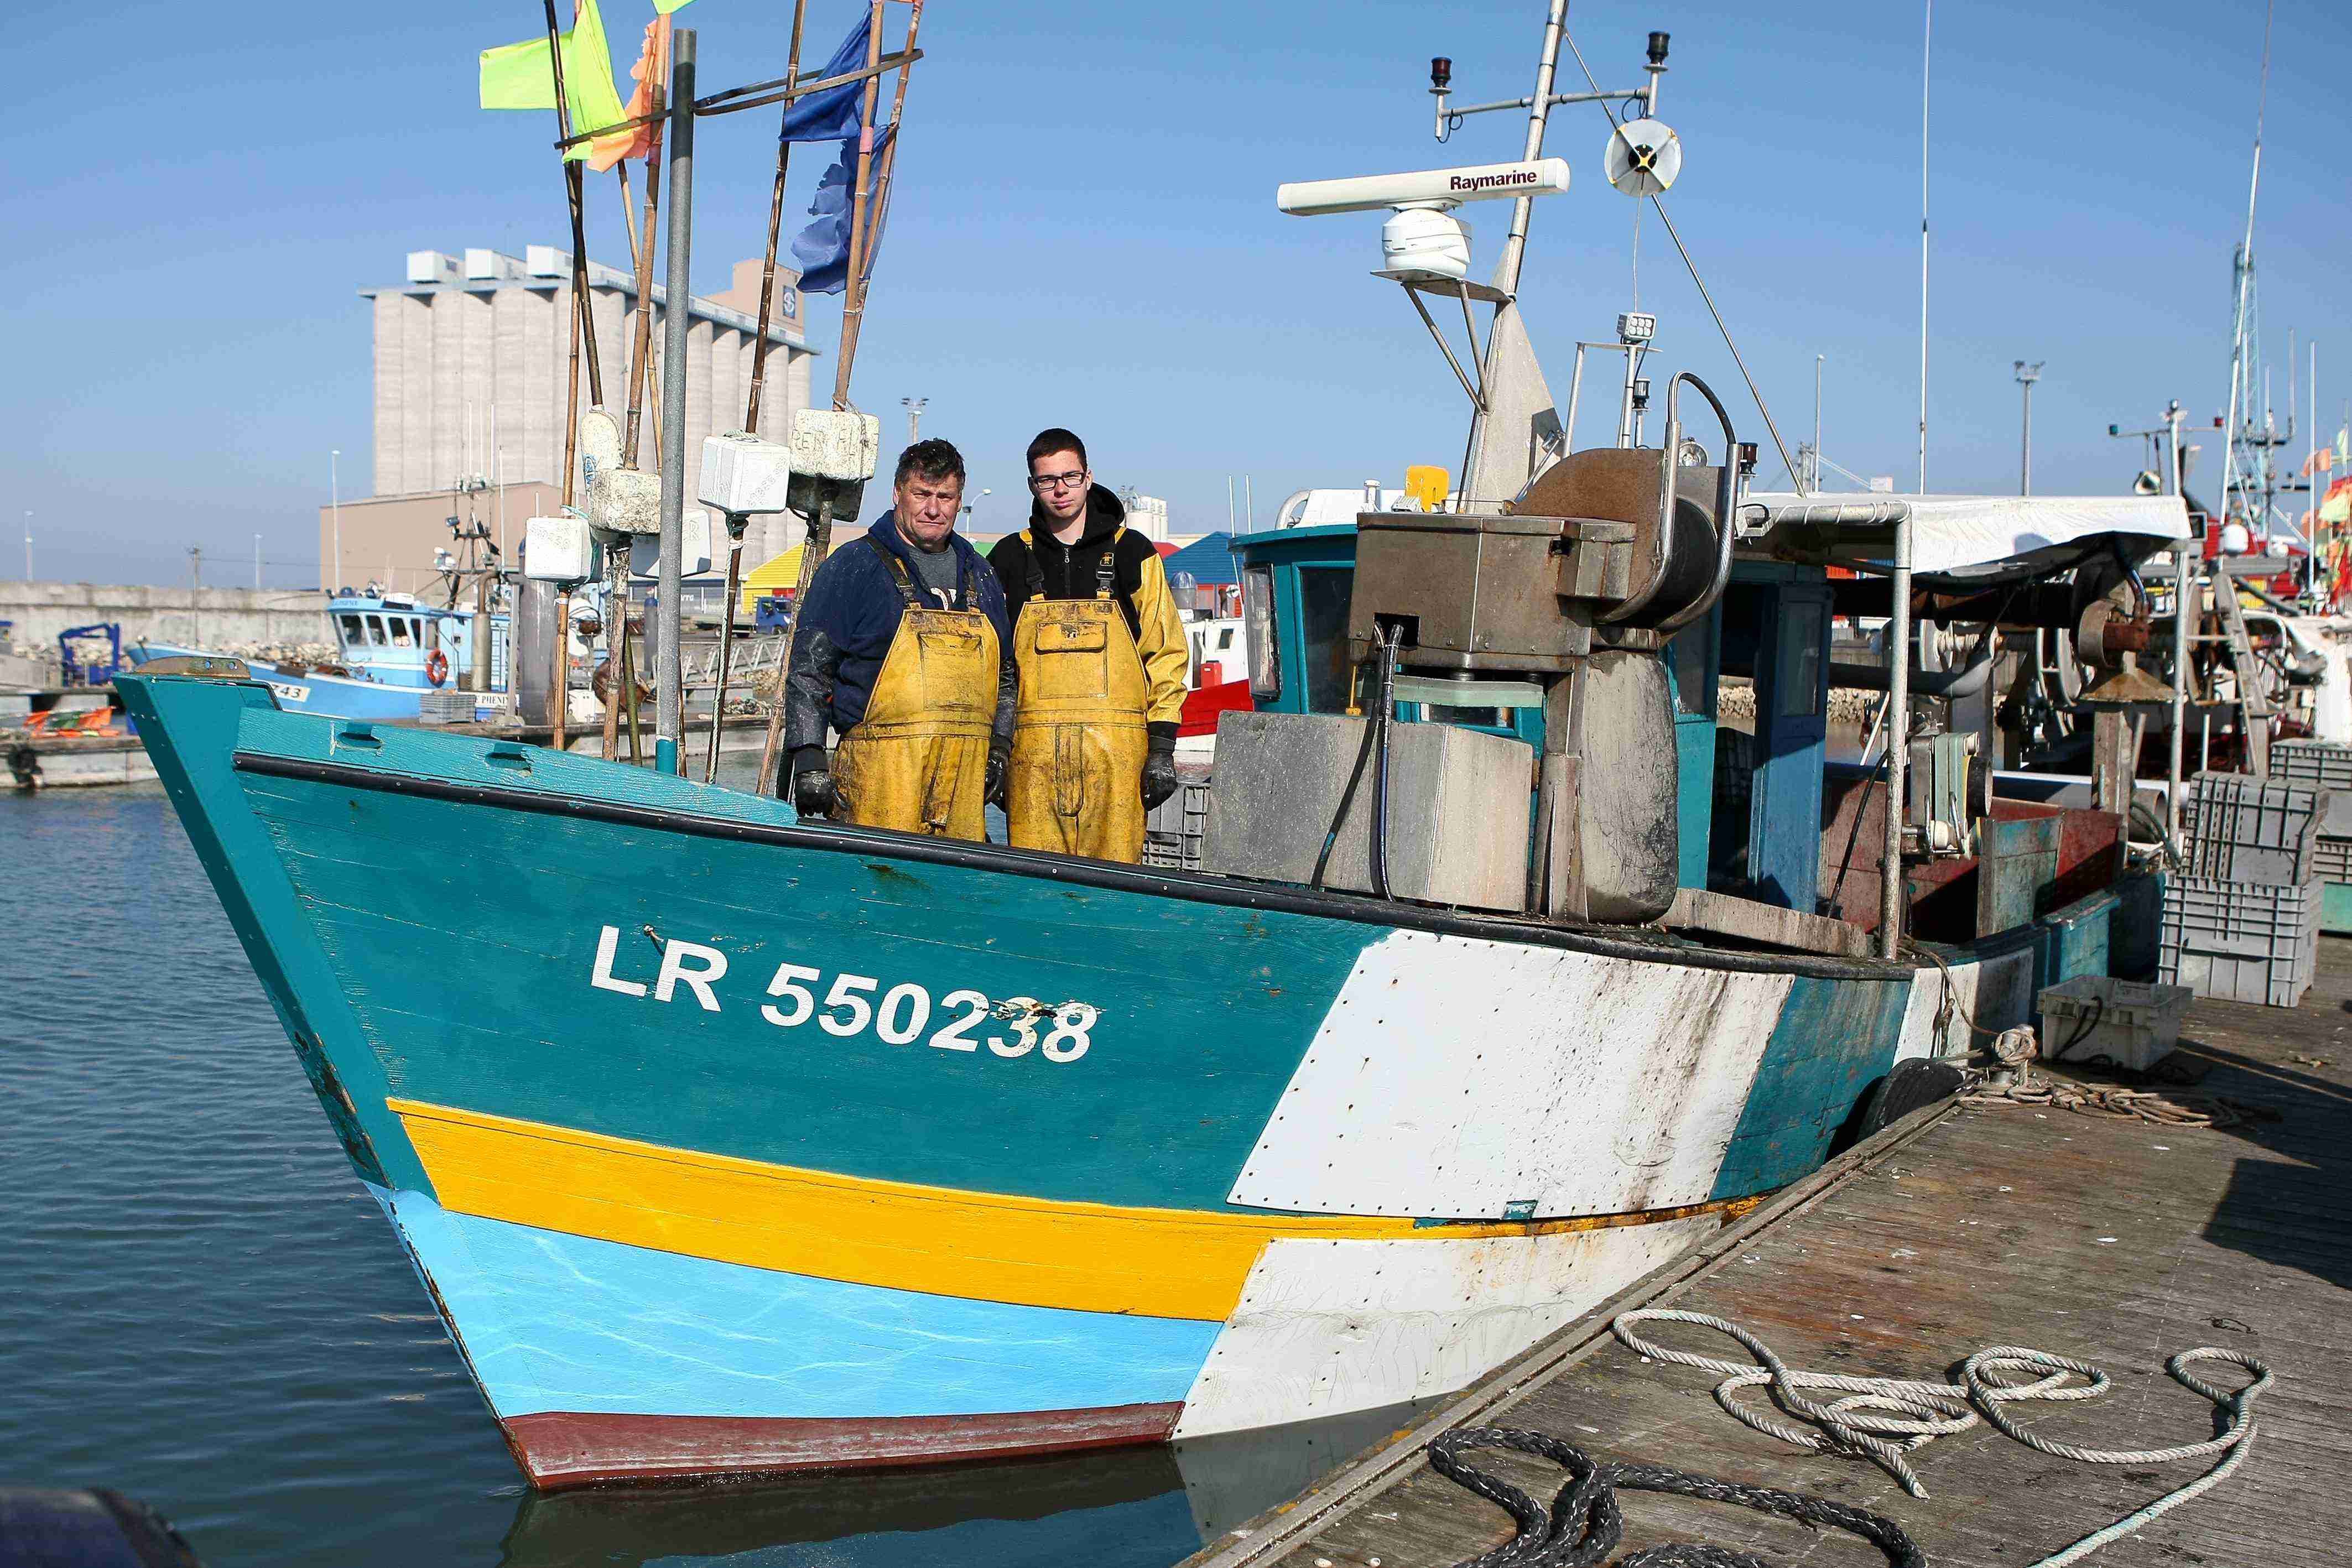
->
<box><xmin>1297</xmin><ymin>567</ymin><xmax>1355</xmax><ymax>714</ymax></box>
<box><xmin>1424</xmin><ymin>701</ymin><xmax>1512</xmax><ymax>728</ymax></box>
<box><xmin>1670</xmin><ymin>618</ymin><xmax>1716</xmax><ymax>719</ymax></box>
<box><xmin>337</xmin><ymin>614</ymin><xmax>364</xmax><ymax>644</ymax></box>
<box><xmin>1242</xmin><ymin>565</ymin><xmax>1281</xmax><ymax>701</ymax></box>
<box><xmin>389</xmin><ymin>618</ymin><xmax>414</xmax><ymax>648</ymax></box>
<box><xmin>1216</xmin><ymin>628</ymin><xmax>1235</xmax><ymax>650</ymax></box>
<box><xmin>364</xmin><ymin>615</ymin><xmax>388</xmax><ymax>646</ymax></box>
<box><xmin>1776</xmin><ymin>600</ymin><xmax>1825</xmax><ymax>718</ymax></box>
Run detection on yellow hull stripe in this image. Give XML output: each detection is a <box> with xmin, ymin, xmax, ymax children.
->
<box><xmin>388</xmin><ymin>1098</ymin><xmax>1747</xmax><ymax>1322</ymax></box>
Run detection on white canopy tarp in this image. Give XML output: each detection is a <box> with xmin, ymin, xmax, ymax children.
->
<box><xmin>1740</xmin><ymin>492</ymin><xmax>2192</xmax><ymax>585</ymax></box>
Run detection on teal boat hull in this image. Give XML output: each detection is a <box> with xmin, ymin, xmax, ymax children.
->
<box><xmin>121</xmin><ymin>670</ymin><xmax>1990</xmax><ymax>1487</ymax></box>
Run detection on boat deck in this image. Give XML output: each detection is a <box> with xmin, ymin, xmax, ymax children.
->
<box><xmin>1181</xmin><ymin>940</ymin><xmax>2352</xmax><ymax>1568</ymax></box>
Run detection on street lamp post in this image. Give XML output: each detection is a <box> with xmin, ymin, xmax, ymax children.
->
<box><xmin>330</xmin><ymin>449</ymin><xmax>344</xmax><ymax>591</ymax></box>
<box><xmin>901</xmin><ymin>397</ymin><xmax>927</xmax><ymax>445</ymax></box>
<box><xmin>2014</xmin><ymin>360</ymin><xmax>2043</xmax><ymax>496</ymax></box>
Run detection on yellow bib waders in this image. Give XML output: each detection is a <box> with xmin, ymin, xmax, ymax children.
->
<box><xmin>830</xmin><ymin>544</ymin><xmax>999</xmax><ymax>841</ymax></box>
<box><xmin>1005</xmin><ymin>527</ymin><xmax>1152</xmax><ymax>863</ymax></box>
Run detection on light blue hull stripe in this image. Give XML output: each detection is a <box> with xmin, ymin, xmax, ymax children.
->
<box><xmin>370</xmin><ymin>1185</ymin><xmax>1220</xmax><ymax>1421</ymax></box>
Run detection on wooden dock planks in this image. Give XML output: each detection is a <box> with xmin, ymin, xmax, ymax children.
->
<box><xmin>1187</xmin><ymin>942</ymin><xmax>2352</xmax><ymax>1568</ymax></box>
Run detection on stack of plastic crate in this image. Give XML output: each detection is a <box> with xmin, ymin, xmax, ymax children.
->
<box><xmin>2166</xmin><ymin>771</ymin><xmax>2329</xmax><ymax>1007</ymax></box>
<box><xmin>2273</xmin><ymin>741</ymin><xmax>2352</xmax><ymax>935</ymax></box>
<box><xmin>1143</xmin><ymin>773</ymin><xmax>1213</xmax><ymax>870</ymax></box>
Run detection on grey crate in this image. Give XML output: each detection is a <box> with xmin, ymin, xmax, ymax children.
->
<box><xmin>417</xmin><ymin>689</ymin><xmax>477</xmax><ymax>725</ymax></box>
<box><xmin>2159</xmin><ymin>875</ymin><xmax>2320</xmax><ymax>1008</ymax></box>
<box><xmin>2317</xmin><ymin>835</ymin><xmax>2352</xmax><ymax>883</ymax></box>
<box><xmin>2273</xmin><ymin>742</ymin><xmax>2352</xmax><ymax>835</ymax></box>
<box><xmin>2183</xmin><ymin>772</ymin><xmax>2330</xmax><ymax>884</ymax></box>
<box><xmin>1144</xmin><ymin>772</ymin><xmax>1211</xmax><ymax>871</ymax></box>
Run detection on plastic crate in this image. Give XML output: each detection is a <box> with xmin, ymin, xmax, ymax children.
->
<box><xmin>2182</xmin><ymin>772</ymin><xmax>2330</xmax><ymax>884</ymax></box>
<box><xmin>2315</xmin><ymin>835</ymin><xmax>2352</xmax><ymax>884</ymax></box>
<box><xmin>1144</xmin><ymin>772</ymin><xmax>1211</xmax><ymax>871</ymax></box>
<box><xmin>417</xmin><ymin>689</ymin><xmax>476</xmax><ymax>725</ymax></box>
<box><xmin>2159</xmin><ymin>875</ymin><xmax>2320</xmax><ymax>1008</ymax></box>
<box><xmin>2037</xmin><ymin>975</ymin><xmax>2193</xmax><ymax>1071</ymax></box>
<box><xmin>2273</xmin><ymin>742</ymin><xmax>2352</xmax><ymax>835</ymax></box>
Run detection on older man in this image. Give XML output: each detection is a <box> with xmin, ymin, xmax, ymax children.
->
<box><xmin>780</xmin><ymin>439</ymin><xmax>1016</xmax><ymax>838</ymax></box>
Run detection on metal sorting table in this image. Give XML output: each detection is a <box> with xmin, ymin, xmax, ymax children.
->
<box><xmin>1180</xmin><ymin>945</ymin><xmax>2352</xmax><ymax>1568</ymax></box>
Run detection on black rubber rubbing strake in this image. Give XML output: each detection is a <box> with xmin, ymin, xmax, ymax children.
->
<box><xmin>1425</xmin><ymin>1427</ymin><xmax>1928</xmax><ymax>1568</ymax></box>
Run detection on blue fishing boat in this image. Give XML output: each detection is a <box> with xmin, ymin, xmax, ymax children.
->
<box><xmin>135</xmin><ymin>592</ymin><xmax>511</xmax><ymax>722</ymax></box>
<box><xmin>119</xmin><ymin>9</ymin><xmax>2174</xmax><ymax>1492</ymax></box>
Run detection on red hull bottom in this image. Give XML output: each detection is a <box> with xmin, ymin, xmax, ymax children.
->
<box><xmin>504</xmin><ymin>1400</ymin><xmax>1185</xmax><ymax>1489</ymax></box>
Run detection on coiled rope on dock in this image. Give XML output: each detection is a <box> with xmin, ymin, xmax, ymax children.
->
<box><xmin>1605</xmin><ymin>1310</ymin><xmax>2271</xmax><ymax>1566</ymax></box>
<box><xmin>1427</xmin><ymin>1425</ymin><xmax>1926</xmax><ymax>1568</ymax></box>
<box><xmin>1960</xmin><ymin>1024</ymin><xmax>2260</xmax><ymax>1130</ymax></box>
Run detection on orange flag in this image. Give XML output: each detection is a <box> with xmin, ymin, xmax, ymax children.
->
<box><xmin>586</xmin><ymin>15</ymin><xmax>669</xmax><ymax>171</ymax></box>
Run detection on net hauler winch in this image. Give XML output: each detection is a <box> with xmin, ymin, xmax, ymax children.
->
<box><xmin>1243</xmin><ymin>30</ymin><xmax>1760</xmax><ymax>928</ymax></box>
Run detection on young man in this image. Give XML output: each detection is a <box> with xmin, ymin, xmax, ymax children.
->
<box><xmin>780</xmin><ymin>439</ymin><xmax>1017</xmax><ymax>838</ymax></box>
<box><xmin>986</xmin><ymin>428</ymin><xmax>1188</xmax><ymax>863</ymax></box>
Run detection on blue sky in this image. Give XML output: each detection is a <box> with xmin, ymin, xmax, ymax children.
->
<box><xmin>4</xmin><ymin>0</ymin><xmax>2345</xmax><ymax>586</ymax></box>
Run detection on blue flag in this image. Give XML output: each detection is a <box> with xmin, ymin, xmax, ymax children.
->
<box><xmin>778</xmin><ymin>13</ymin><xmax>876</xmax><ymax>144</ymax></box>
<box><xmin>792</xmin><ymin>124</ymin><xmax>893</xmax><ymax>294</ymax></box>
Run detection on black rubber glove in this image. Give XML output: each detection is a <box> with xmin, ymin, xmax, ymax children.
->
<box><xmin>1140</xmin><ymin>742</ymin><xmax>1180</xmax><ymax>810</ymax></box>
<box><xmin>792</xmin><ymin>746</ymin><xmax>838</xmax><ymax>819</ymax></box>
<box><xmin>985</xmin><ymin>742</ymin><xmax>1010</xmax><ymax>807</ymax></box>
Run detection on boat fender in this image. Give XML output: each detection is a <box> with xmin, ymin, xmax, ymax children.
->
<box><xmin>1852</xmin><ymin>1058</ymin><xmax>1966</xmax><ymax>1140</ymax></box>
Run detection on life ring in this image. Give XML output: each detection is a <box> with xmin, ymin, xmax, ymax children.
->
<box><xmin>425</xmin><ymin>649</ymin><xmax>450</xmax><ymax>687</ymax></box>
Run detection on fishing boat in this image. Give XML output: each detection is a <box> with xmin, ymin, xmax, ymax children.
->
<box><xmin>122</xmin><ymin>6</ymin><xmax>2168</xmax><ymax>1491</ymax></box>
<box><xmin>134</xmin><ymin>591</ymin><xmax>512</xmax><ymax>722</ymax></box>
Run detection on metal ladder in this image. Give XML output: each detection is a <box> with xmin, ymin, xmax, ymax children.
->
<box><xmin>2189</xmin><ymin>559</ymin><xmax>2275</xmax><ymax>774</ymax></box>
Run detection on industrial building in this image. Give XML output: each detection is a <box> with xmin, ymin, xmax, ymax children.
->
<box><xmin>319</xmin><ymin>246</ymin><xmax>816</xmax><ymax>593</ymax></box>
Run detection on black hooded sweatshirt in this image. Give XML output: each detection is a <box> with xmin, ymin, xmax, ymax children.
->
<box><xmin>986</xmin><ymin>485</ymin><xmax>1184</xmax><ymax>746</ymax></box>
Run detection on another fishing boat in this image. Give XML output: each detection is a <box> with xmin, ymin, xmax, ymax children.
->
<box><xmin>134</xmin><ymin>592</ymin><xmax>512</xmax><ymax>723</ymax></box>
<box><xmin>122</xmin><ymin>6</ymin><xmax>2169</xmax><ymax>1491</ymax></box>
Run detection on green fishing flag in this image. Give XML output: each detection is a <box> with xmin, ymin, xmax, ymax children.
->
<box><xmin>480</xmin><ymin>0</ymin><xmax>632</xmax><ymax>160</ymax></box>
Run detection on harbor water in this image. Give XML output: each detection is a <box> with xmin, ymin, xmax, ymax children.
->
<box><xmin>1</xmin><ymin>783</ymin><xmax>1381</xmax><ymax>1565</ymax></box>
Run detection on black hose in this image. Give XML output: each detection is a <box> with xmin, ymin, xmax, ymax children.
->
<box><xmin>1311</xmin><ymin>708</ymin><xmax>1379</xmax><ymax>892</ymax></box>
<box><xmin>1370</xmin><ymin>625</ymin><xmax>1403</xmax><ymax>900</ymax></box>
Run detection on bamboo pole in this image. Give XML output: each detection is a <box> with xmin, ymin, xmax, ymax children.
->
<box><xmin>543</xmin><ymin>3</ymin><xmax>606</xmax><ymax>429</ymax></box>
<box><xmin>551</xmin><ymin>590</ymin><xmax>571</xmax><ymax>751</ymax></box>
<box><xmin>829</xmin><ymin>0</ymin><xmax>888</xmax><ymax>414</ymax></box>
<box><xmin>834</xmin><ymin>0</ymin><xmax>924</xmax><ymax>389</ymax></box>
<box><xmin>744</xmin><ymin>0</ymin><xmax>811</xmax><ymax>434</ymax></box>
<box><xmin>770</xmin><ymin>2</ymin><xmax>891</xmax><ymax>797</ymax></box>
<box><xmin>707</xmin><ymin>1</ymin><xmax>810</xmax><ymax>787</ymax></box>
<box><xmin>704</xmin><ymin>527</ymin><xmax>745</xmax><ymax>783</ymax></box>
<box><xmin>623</xmin><ymin>619</ymin><xmax>644</xmax><ymax>765</ymax></box>
<box><xmin>600</xmin><ymin>579</ymin><xmax>627</xmax><ymax>760</ymax></box>
<box><xmin>620</xmin><ymin>22</ymin><xmax>668</xmax><ymax>467</ymax></box>
<box><xmin>761</xmin><ymin>492</ymin><xmax>830</xmax><ymax>795</ymax></box>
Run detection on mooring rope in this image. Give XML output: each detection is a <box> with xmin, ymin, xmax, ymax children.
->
<box><xmin>1427</xmin><ymin>1426</ymin><xmax>1927</xmax><ymax>1568</ymax></box>
<box><xmin>1959</xmin><ymin>1023</ymin><xmax>2261</xmax><ymax>1130</ymax></box>
<box><xmin>1602</xmin><ymin>1311</ymin><xmax>2271</xmax><ymax>1567</ymax></box>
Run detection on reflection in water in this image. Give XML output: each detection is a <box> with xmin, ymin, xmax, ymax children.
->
<box><xmin>499</xmin><ymin>1403</ymin><xmax>1425</xmax><ymax>1568</ymax></box>
<box><xmin>4</xmin><ymin>783</ymin><xmax>1427</xmax><ymax>1566</ymax></box>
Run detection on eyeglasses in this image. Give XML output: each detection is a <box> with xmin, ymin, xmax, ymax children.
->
<box><xmin>1028</xmin><ymin>470</ymin><xmax>1087</xmax><ymax>493</ymax></box>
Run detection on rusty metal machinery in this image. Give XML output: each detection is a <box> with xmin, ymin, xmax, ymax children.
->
<box><xmin>1346</xmin><ymin>372</ymin><xmax>1747</xmax><ymax>924</ymax></box>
